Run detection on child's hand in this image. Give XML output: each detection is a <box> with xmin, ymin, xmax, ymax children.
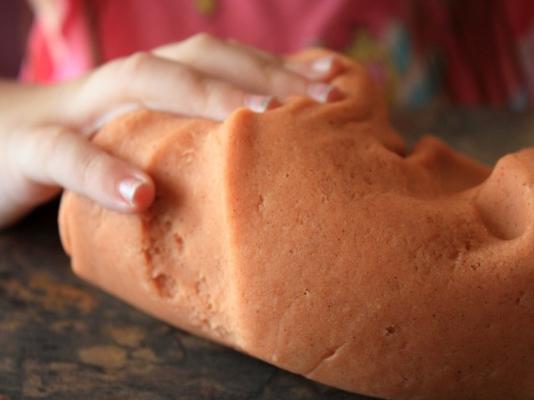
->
<box><xmin>0</xmin><ymin>34</ymin><xmax>341</xmax><ymax>228</ymax></box>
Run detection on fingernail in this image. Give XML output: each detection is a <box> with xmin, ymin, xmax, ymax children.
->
<box><xmin>118</xmin><ymin>177</ymin><xmax>146</xmax><ymax>207</ymax></box>
<box><xmin>311</xmin><ymin>56</ymin><xmax>334</xmax><ymax>74</ymax></box>
<box><xmin>308</xmin><ymin>83</ymin><xmax>339</xmax><ymax>103</ymax></box>
<box><xmin>244</xmin><ymin>95</ymin><xmax>277</xmax><ymax>113</ymax></box>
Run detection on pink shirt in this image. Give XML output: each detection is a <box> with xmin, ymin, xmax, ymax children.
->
<box><xmin>21</xmin><ymin>0</ymin><xmax>534</xmax><ymax>107</ymax></box>
<box><xmin>22</xmin><ymin>0</ymin><xmax>410</xmax><ymax>79</ymax></box>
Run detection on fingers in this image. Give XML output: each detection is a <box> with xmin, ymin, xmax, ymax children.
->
<box><xmin>70</xmin><ymin>52</ymin><xmax>278</xmax><ymax>128</ymax></box>
<box><xmin>152</xmin><ymin>33</ymin><xmax>341</xmax><ymax>100</ymax></box>
<box><xmin>224</xmin><ymin>38</ymin><xmax>344</xmax><ymax>80</ymax></box>
<box><xmin>65</xmin><ymin>34</ymin><xmax>343</xmax><ymax>131</ymax></box>
<box><xmin>11</xmin><ymin>126</ymin><xmax>155</xmax><ymax>213</ymax></box>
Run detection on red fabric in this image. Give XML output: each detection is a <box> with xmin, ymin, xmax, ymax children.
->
<box><xmin>21</xmin><ymin>0</ymin><xmax>93</xmax><ymax>83</ymax></box>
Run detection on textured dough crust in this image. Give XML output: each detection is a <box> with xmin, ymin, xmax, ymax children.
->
<box><xmin>59</xmin><ymin>51</ymin><xmax>534</xmax><ymax>400</ymax></box>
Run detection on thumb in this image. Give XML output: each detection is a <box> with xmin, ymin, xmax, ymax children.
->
<box><xmin>11</xmin><ymin>126</ymin><xmax>155</xmax><ymax>212</ymax></box>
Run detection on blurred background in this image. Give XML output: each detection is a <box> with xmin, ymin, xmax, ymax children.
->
<box><xmin>1</xmin><ymin>0</ymin><xmax>533</xmax><ymax>109</ymax></box>
<box><xmin>0</xmin><ymin>1</ymin><xmax>31</xmax><ymax>79</ymax></box>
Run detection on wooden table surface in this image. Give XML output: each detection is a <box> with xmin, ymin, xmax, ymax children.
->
<box><xmin>1</xmin><ymin>108</ymin><xmax>533</xmax><ymax>400</ymax></box>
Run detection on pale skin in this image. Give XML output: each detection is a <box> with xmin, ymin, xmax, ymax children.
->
<box><xmin>0</xmin><ymin>33</ymin><xmax>342</xmax><ymax>229</ymax></box>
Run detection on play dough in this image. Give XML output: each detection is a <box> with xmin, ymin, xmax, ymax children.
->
<box><xmin>59</xmin><ymin>51</ymin><xmax>534</xmax><ymax>400</ymax></box>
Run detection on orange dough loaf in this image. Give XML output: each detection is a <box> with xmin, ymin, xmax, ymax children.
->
<box><xmin>59</xmin><ymin>51</ymin><xmax>534</xmax><ymax>400</ymax></box>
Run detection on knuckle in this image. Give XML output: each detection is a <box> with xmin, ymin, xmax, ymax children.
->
<box><xmin>91</xmin><ymin>52</ymin><xmax>153</xmax><ymax>93</ymax></box>
<box><xmin>173</xmin><ymin>33</ymin><xmax>223</xmax><ymax>65</ymax></box>
<box><xmin>117</xmin><ymin>51</ymin><xmax>154</xmax><ymax>81</ymax></box>
<box><xmin>78</xmin><ymin>150</ymin><xmax>105</xmax><ymax>186</ymax></box>
<box><xmin>186</xmin><ymin>32</ymin><xmax>216</xmax><ymax>49</ymax></box>
<box><xmin>102</xmin><ymin>51</ymin><xmax>155</xmax><ymax>99</ymax></box>
<box><xmin>155</xmin><ymin>33</ymin><xmax>219</xmax><ymax>60</ymax></box>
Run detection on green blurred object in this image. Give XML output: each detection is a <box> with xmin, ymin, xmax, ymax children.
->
<box><xmin>195</xmin><ymin>0</ymin><xmax>217</xmax><ymax>16</ymax></box>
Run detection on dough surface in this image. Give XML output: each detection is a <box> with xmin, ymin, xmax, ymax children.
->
<box><xmin>59</xmin><ymin>51</ymin><xmax>534</xmax><ymax>400</ymax></box>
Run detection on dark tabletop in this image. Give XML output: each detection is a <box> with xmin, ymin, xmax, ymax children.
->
<box><xmin>1</xmin><ymin>108</ymin><xmax>533</xmax><ymax>400</ymax></box>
